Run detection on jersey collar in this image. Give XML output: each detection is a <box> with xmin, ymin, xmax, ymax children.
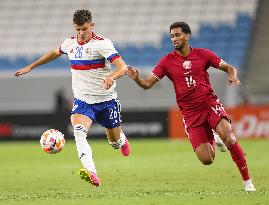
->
<box><xmin>77</xmin><ymin>32</ymin><xmax>95</xmax><ymax>45</ymax></box>
<box><xmin>173</xmin><ymin>47</ymin><xmax>193</xmax><ymax>58</ymax></box>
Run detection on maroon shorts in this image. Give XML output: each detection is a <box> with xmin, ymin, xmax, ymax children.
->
<box><xmin>183</xmin><ymin>99</ymin><xmax>230</xmax><ymax>150</ymax></box>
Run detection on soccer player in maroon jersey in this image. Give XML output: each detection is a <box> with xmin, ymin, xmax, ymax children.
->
<box><xmin>127</xmin><ymin>22</ymin><xmax>256</xmax><ymax>192</ymax></box>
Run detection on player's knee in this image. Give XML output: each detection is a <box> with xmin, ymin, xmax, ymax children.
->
<box><xmin>197</xmin><ymin>152</ymin><xmax>214</xmax><ymax>165</ymax></box>
<box><xmin>196</xmin><ymin>143</ymin><xmax>215</xmax><ymax>165</ymax></box>
<box><xmin>200</xmin><ymin>157</ymin><xmax>214</xmax><ymax>165</ymax></box>
<box><xmin>73</xmin><ymin>124</ymin><xmax>87</xmax><ymax>139</ymax></box>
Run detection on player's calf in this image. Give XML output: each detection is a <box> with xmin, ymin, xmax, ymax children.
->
<box><xmin>109</xmin><ymin>132</ymin><xmax>130</xmax><ymax>156</ymax></box>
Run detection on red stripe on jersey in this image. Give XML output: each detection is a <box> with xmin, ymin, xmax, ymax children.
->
<box><xmin>71</xmin><ymin>63</ymin><xmax>105</xmax><ymax>70</ymax></box>
<box><xmin>92</xmin><ymin>33</ymin><xmax>104</xmax><ymax>40</ymax></box>
<box><xmin>109</xmin><ymin>55</ymin><xmax>120</xmax><ymax>63</ymax></box>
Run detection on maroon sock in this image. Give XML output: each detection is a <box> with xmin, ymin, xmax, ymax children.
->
<box><xmin>228</xmin><ymin>142</ymin><xmax>250</xmax><ymax>181</ymax></box>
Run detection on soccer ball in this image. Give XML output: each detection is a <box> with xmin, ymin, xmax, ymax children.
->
<box><xmin>40</xmin><ymin>129</ymin><xmax>65</xmax><ymax>154</ymax></box>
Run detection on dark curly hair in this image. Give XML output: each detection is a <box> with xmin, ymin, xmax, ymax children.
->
<box><xmin>170</xmin><ymin>22</ymin><xmax>191</xmax><ymax>35</ymax></box>
<box><xmin>73</xmin><ymin>10</ymin><xmax>92</xmax><ymax>26</ymax></box>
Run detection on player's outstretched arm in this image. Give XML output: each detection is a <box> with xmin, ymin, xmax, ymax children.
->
<box><xmin>218</xmin><ymin>60</ymin><xmax>241</xmax><ymax>86</ymax></box>
<box><xmin>14</xmin><ymin>48</ymin><xmax>62</xmax><ymax>77</ymax></box>
<box><xmin>103</xmin><ymin>57</ymin><xmax>128</xmax><ymax>90</ymax></box>
<box><xmin>126</xmin><ymin>66</ymin><xmax>158</xmax><ymax>90</ymax></box>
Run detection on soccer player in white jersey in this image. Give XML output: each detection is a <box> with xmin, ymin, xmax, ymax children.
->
<box><xmin>14</xmin><ymin>10</ymin><xmax>131</xmax><ymax>187</ymax></box>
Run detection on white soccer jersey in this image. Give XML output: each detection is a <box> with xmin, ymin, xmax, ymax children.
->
<box><xmin>59</xmin><ymin>33</ymin><xmax>120</xmax><ymax>104</ymax></box>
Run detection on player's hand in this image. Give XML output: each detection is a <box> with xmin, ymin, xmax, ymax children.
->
<box><xmin>229</xmin><ymin>75</ymin><xmax>241</xmax><ymax>86</ymax></box>
<box><xmin>103</xmin><ymin>77</ymin><xmax>115</xmax><ymax>90</ymax></box>
<box><xmin>126</xmin><ymin>66</ymin><xmax>139</xmax><ymax>80</ymax></box>
<box><xmin>14</xmin><ymin>66</ymin><xmax>32</xmax><ymax>77</ymax></box>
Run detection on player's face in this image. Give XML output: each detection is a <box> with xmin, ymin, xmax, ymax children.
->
<box><xmin>170</xmin><ymin>27</ymin><xmax>189</xmax><ymax>50</ymax></box>
<box><xmin>74</xmin><ymin>22</ymin><xmax>94</xmax><ymax>43</ymax></box>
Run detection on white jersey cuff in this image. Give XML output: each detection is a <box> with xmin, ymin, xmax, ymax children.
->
<box><xmin>151</xmin><ymin>72</ymin><xmax>161</xmax><ymax>80</ymax></box>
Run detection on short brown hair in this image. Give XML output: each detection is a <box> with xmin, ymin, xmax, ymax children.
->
<box><xmin>73</xmin><ymin>10</ymin><xmax>92</xmax><ymax>26</ymax></box>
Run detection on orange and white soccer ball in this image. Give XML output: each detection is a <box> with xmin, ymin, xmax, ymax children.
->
<box><xmin>40</xmin><ymin>129</ymin><xmax>65</xmax><ymax>154</ymax></box>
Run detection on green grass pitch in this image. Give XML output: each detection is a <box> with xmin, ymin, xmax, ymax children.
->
<box><xmin>0</xmin><ymin>139</ymin><xmax>268</xmax><ymax>205</ymax></box>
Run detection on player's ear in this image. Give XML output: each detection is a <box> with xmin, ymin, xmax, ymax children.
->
<box><xmin>90</xmin><ymin>22</ymin><xmax>95</xmax><ymax>27</ymax></box>
<box><xmin>186</xmin><ymin>33</ymin><xmax>190</xmax><ymax>40</ymax></box>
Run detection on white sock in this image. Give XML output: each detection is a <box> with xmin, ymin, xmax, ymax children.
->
<box><xmin>109</xmin><ymin>132</ymin><xmax>126</xmax><ymax>149</ymax></box>
<box><xmin>74</xmin><ymin>124</ymin><xmax>97</xmax><ymax>174</ymax></box>
<box><xmin>119</xmin><ymin>132</ymin><xmax>127</xmax><ymax>147</ymax></box>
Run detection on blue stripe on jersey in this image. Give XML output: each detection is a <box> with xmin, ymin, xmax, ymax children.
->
<box><xmin>107</xmin><ymin>53</ymin><xmax>119</xmax><ymax>61</ymax></box>
<box><xmin>70</xmin><ymin>58</ymin><xmax>105</xmax><ymax>65</ymax></box>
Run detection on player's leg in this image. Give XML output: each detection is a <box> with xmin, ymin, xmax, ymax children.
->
<box><xmin>215</xmin><ymin>118</ymin><xmax>255</xmax><ymax>191</ymax></box>
<box><xmin>71</xmin><ymin>99</ymin><xmax>100</xmax><ymax>187</ymax></box>
<box><xmin>105</xmin><ymin>126</ymin><xmax>130</xmax><ymax>156</ymax></box>
<box><xmin>187</xmin><ymin>124</ymin><xmax>216</xmax><ymax>165</ymax></box>
<box><xmin>215</xmin><ymin>118</ymin><xmax>236</xmax><ymax>147</ymax></box>
<box><xmin>195</xmin><ymin>143</ymin><xmax>215</xmax><ymax>165</ymax></box>
<box><xmin>213</xmin><ymin>130</ymin><xmax>227</xmax><ymax>152</ymax></box>
<box><xmin>95</xmin><ymin>99</ymin><xmax>130</xmax><ymax>156</ymax></box>
<box><xmin>71</xmin><ymin>113</ymin><xmax>100</xmax><ymax>187</ymax></box>
<box><xmin>209</xmin><ymin>100</ymin><xmax>255</xmax><ymax>191</ymax></box>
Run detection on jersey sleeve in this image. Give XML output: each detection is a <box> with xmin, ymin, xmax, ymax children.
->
<box><xmin>59</xmin><ymin>38</ymin><xmax>69</xmax><ymax>54</ymax></box>
<box><xmin>96</xmin><ymin>39</ymin><xmax>120</xmax><ymax>63</ymax></box>
<box><xmin>203</xmin><ymin>49</ymin><xmax>222</xmax><ymax>68</ymax></box>
<box><xmin>152</xmin><ymin>58</ymin><xmax>167</xmax><ymax>80</ymax></box>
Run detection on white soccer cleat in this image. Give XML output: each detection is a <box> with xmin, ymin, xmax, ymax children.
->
<box><xmin>213</xmin><ymin>131</ymin><xmax>227</xmax><ymax>152</ymax></box>
<box><xmin>216</xmin><ymin>141</ymin><xmax>227</xmax><ymax>152</ymax></box>
<box><xmin>244</xmin><ymin>179</ymin><xmax>256</xmax><ymax>192</ymax></box>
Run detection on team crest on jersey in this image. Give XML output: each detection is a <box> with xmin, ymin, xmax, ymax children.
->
<box><xmin>85</xmin><ymin>48</ymin><xmax>92</xmax><ymax>56</ymax></box>
<box><xmin>183</xmin><ymin>61</ymin><xmax>192</xmax><ymax>69</ymax></box>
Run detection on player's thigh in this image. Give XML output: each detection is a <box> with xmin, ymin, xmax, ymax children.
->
<box><xmin>71</xmin><ymin>113</ymin><xmax>93</xmax><ymax>130</ymax></box>
<box><xmin>188</xmin><ymin>125</ymin><xmax>215</xmax><ymax>164</ymax></box>
<box><xmin>187</xmin><ymin>123</ymin><xmax>214</xmax><ymax>151</ymax></box>
<box><xmin>96</xmin><ymin>99</ymin><xmax>122</xmax><ymax>131</ymax></box>
<box><xmin>70</xmin><ymin>98</ymin><xmax>95</xmax><ymax>130</ymax></box>
<box><xmin>208</xmin><ymin>99</ymin><xmax>230</xmax><ymax>131</ymax></box>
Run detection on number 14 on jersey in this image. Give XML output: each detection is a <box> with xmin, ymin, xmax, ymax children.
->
<box><xmin>185</xmin><ymin>76</ymin><xmax>196</xmax><ymax>87</ymax></box>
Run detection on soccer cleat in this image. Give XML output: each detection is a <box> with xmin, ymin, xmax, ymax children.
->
<box><xmin>216</xmin><ymin>141</ymin><xmax>227</xmax><ymax>152</ymax></box>
<box><xmin>120</xmin><ymin>138</ymin><xmax>130</xmax><ymax>156</ymax></box>
<box><xmin>213</xmin><ymin>131</ymin><xmax>227</xmax><ymax>152</ymax></box>
<box><xmin>79</xmin><ymin>168</ymin><xmax>100</xmax><ymax>187</ymax></box>
<box><xmin>243</xmin><ymin>179</ymin><xmax>256</xmax><ymax>192</ymax></box>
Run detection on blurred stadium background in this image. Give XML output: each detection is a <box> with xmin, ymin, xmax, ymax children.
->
<box><xmin>0</xmin><ymin>0</ymin><xmax>268</xmax><ymax>140</ymax></box>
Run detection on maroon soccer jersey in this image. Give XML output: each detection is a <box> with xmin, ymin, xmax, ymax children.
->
<box><xmin>152</xmin><ymin>48</ymin><xmax>222</xmax><ymax>116</ymax></box>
